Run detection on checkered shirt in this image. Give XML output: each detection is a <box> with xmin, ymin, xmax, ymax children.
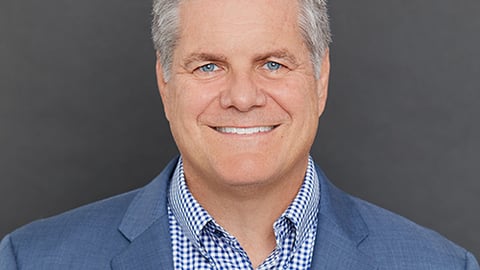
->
<box><xmin>168</xmin><ymin>156</ymin><xmax>320</xmax><ymax>269</ymax></box>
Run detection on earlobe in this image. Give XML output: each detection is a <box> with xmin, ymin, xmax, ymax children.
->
<box><xmin>317</xmin><ymin>50</ymin><xmax>330</xmax><ymax>116</ymax></box>
<box><xmin>156</xmin><ymin>57</ymin><xmax>167</xmax><ymax>94</ymax></box>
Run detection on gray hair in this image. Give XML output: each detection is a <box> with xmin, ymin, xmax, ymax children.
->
<box><xmin>151</xmin><ymin>0</ymin><xmax>331</xmax><ymax>80</ymax></box>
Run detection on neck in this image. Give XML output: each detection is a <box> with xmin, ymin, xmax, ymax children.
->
<box><xmin>184</xmin><ymin>159</ymin><xmax>308</xmax><ymax>267</ymax></box>
<box><xmin>186</xmin><ymin>164</ymin><xmax>307</xmax><ymax>230</ymax></box>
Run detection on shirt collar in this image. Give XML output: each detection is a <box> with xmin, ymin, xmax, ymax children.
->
<box><xmin>275</xmin><ymin>157</ymin><xmax>320</xmax><ymax>249</ymax></box>
<box><xmin>168</xmin><ymin>158</ymin><xmax>212</xmax><ymax>247</ymax></box>
<box><xmin>168</xmin><ymin>156</ymin><xmax>320</xmax><ymax>249</ymax></box>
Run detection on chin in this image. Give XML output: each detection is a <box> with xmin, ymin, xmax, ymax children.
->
<box><xmin>212</xmin><ymin>153</ymin><xmax>279</xmax><ymax>186</ymax></box>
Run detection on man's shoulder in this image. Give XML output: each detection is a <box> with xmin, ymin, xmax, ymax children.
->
<box><xmin>1</xmin><ymin>159</ymin><xmax>177</xmax><ymax>269</ymax></box>
<box><xmin>11</xmin><ymin>188</ymin><xmax>139</xmax><ymax>240</ymax></box>
<box><xmin>314</xmin><ymin>164</ymin><xmax>478</xmax><ymax>269</ymax></box>
<box><xmin>350</xmin><ymin>194</ymin><xmax>477</xmax><ymax>268</ymax></box>
<box><xmin>1</xmin><ymin>189</ymin><xmax>140</xmax><ymax>269</ymax></box>
<box><xmin>6</xmin><ymin>158</ymin><xmax>178</xmax><ymax>245</ymax></box>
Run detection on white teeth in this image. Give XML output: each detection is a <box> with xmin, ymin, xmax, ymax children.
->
<box><xmin>216</xmin><ymin>126</ymin><xmax>274</xmax><ymax>135</ymax></box>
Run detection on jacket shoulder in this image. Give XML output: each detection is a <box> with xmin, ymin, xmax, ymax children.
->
<box><xmin>2</xmin><ymin>189</ymin><xmax>139</xmax><ymax>269</ymax></box>
<box><xmin>351</xmin><ymin>196</ymin><xmax>479</xmax><ymax>269</ymax></box>
<box><xmin>1</xmin><ymin>158</ymin><xmax>178</xmax><ymax>269</ymax></box>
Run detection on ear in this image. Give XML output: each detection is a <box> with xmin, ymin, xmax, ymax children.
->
<box><xmin>156</xmin><ymin>53</ymin><xmax>171</xmax><ymax>121</ymax></box>
<box><xmin>316</xmin><ymin>49</ymin><xmax>330</xmax><ymax>117</ymax></box>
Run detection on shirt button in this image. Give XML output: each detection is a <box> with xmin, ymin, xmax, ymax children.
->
<box><xmin>214</xmin><ymin>229</ymin><xmax>223</xmax><ymax>238</ymax></box>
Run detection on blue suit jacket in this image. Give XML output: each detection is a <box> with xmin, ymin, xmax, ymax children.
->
<box><xmin>1</xmin><ymin>158</ymin><xmax>478</xmax><ymax>269</ymax></box>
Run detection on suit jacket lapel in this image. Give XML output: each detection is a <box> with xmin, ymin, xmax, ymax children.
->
<box><xmin>111</xmin><ymin>158</ymin><xmax>179</xmax><ymax>270</ymax></box>
<box><xmin>310</xmin><ymin>166</ymin><xmax>377</xmax><ymax>270</ymax></box>
<box><xmin>111</xmin><ymin>217</ymin><xmax>173</xmax><ymax>270</ymax></box>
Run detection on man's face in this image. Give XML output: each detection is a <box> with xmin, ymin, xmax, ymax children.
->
<box><xmin>157</xmin><ymin>0</ymin><xmax>329</xmax><ymax>189</ymax></box>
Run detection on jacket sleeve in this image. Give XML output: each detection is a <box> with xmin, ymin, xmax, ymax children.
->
<box><xmin>466</xmin><ymin>251</ymin><xmax>480</xmax><ymax>270</ymax></box>
<box><xmin>0</xmin><ymin>234</ymin><xmax>18</xmax><ymax>270</ymax></box>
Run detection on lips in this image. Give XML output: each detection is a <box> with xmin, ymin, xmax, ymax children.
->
<box><xmin>215</xmin><ymin>126</ymin><xmax>275</xmax><ymax>135</ymax></box>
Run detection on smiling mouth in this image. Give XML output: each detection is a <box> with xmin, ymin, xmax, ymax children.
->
<box><xmin>215</xmin><ymin>126</ymin><xmax>276</xmax><ymax>135</ymax></box>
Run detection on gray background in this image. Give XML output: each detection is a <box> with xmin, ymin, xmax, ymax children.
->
<box><xmin>1</xmin><ymin>0</ymin><xmax>479</xmax><ymax>257</ymax></box>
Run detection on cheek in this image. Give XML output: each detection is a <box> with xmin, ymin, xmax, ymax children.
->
<box><xmin>263</xmin><ymin>78</ymin><xmax>320</xmax><ymax>118</ymax></box>
<box><xmin>170</xmin><ymin>80</ymin><xmax>222</xmax><ymax>124</ymax></box>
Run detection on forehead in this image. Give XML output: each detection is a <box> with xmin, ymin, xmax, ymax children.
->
<box><xmin>178</xmin><ymin>0</ymin><xmax>299</xmax><ymax>21</ymax></box>
<box><xmin>175</xmin><ymin>0</ymin><xmax>305</xmax><ymax>56</ymax></box>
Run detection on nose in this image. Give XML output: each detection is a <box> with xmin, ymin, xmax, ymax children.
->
<box><xmin>220</xmin><ymin>72</ymin><xmax>267</xmax><ymax>111</ymax></box>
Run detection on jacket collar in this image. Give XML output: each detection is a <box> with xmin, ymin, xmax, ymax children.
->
<box><xmin>111</xmin><ymin>158</ymin><xmax>376</xmax><ymax>269</ymax></box>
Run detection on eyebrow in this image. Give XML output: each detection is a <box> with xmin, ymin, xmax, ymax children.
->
<box><xmin>182</xmin><ymin>53</ymin><xmax>228</xmax><ymax>67</ymax></box>
<box><xmin>253</xmin><ymin>49</ymin><xmax>299</xmax><ymax>65</ymax></box>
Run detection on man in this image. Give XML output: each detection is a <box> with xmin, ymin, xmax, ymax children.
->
<box><xmin>0</xmin><ymin>0</ymin><xmax>478</xmax><ymax>269</ymax></box>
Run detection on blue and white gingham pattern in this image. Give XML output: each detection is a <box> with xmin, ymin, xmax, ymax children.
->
<box><xmin>168</xmin><ymin>156</ymin><xmax>320</xmax><ymax>269</ymax></box>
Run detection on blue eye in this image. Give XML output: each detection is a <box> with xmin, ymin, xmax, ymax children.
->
<box><xmin>264</xmin><ymin>61</ymin><xmax>282</xmax><ymax>71</ymax></box>
<box><xmin>199</xmin><ymin>63</ymin><xmax>218</xmax><ymax>73</ymax></box>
